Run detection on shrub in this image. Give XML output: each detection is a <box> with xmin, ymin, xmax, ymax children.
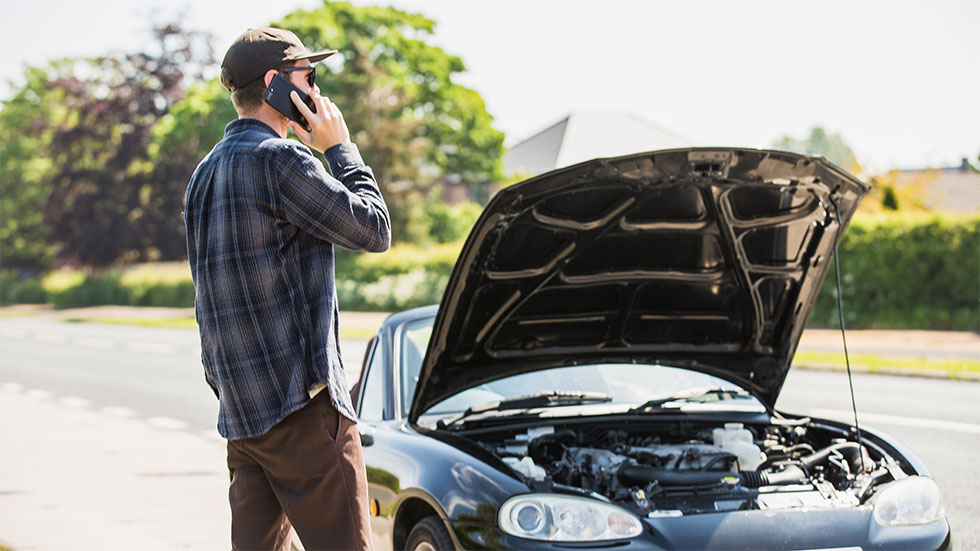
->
<box><xmin>810</xmin><ymin>213</ymin><xmax>979</xmax><ymax>330</ymax></box>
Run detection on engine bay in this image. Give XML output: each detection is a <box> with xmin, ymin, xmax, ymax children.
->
<box><xmin>467</xmin><ymin>417</ymin><xmax>909</xmax><ymax>516</ymax></box>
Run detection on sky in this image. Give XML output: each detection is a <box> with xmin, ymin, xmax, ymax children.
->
<box><xmin>2</xmin><ymin>0</ymin><xmax>978</xmax><ymax>174</ymax></box>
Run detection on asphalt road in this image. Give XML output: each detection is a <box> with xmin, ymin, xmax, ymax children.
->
<box><xmin>1</xmin><ymin>318</ymin><xmax>977</xmax><ymax>548</ymax></box>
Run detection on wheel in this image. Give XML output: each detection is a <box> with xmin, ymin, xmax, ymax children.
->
<box><xmin>405</xmin><ymin>515</ymin><xmax>455</xmax><ymax>551</ymax></box>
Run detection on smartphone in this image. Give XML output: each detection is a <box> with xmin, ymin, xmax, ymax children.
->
<box><xmin>263</xmin><ymin>73</ymin><xmax>316</xmax><ymax>132</ymax></box>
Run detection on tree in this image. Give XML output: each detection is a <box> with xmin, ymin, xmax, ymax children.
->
<box><xmin>155</xmin><ymin>3</ymin><xmax>505</xmax><ymax>244</ymax></box>
<box><xmin>274</xmin><ymin>2</ymin><xmax>504</xmax><ymax>241</ymax></box>
<box><xmin>772</xmin><ymin>126</ymin><xmax>861</xmax><ymax>174</ymax></box>
<box><xmin>0</xmin><ymin>65</ymin><xmax>60</xmax><ymax>271</ymax></box>
<box><xmin>0</xmin><ymin>22</ymin><xmax>215</xmax><ymax>269</ymax></box>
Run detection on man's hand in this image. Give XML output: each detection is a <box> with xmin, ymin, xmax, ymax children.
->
<box><xmin>289</xmin><ymin>91</ymin><xmax>351</xmax><ymax>154</ymax></box>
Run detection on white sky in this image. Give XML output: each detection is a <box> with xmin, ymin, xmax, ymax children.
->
<box><xmin>2</xmin><ymin>0</ymin><xmax>978</xmax><ymax>173</ymax></box>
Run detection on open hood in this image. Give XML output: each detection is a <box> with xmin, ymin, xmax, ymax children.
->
<box><xmin>410</xmin><ymin>148</ymin><xmax>869</xmax><ymax>420</ymax></box>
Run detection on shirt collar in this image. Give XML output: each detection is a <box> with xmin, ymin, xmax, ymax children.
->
<box><xmin>224</xmin><ymin>117</ymin><xmax>279</xmax><ymax>138</ymax></box>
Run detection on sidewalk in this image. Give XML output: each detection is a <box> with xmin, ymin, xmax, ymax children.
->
<box><xmin>0</xmin><ymin>384</ymin><xmax>230</xmax><ymax>550</ymax></box>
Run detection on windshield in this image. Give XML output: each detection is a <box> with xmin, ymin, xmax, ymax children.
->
<box><xmin>400</xmin><ymin>316</ymin><xmax>761</xmax><ymax>417</ymax></box>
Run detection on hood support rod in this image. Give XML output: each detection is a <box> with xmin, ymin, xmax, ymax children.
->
<box><xmin>831</xmin><ymin>202</ymin><xmax>865</xmax><ymax>472</ymax></box>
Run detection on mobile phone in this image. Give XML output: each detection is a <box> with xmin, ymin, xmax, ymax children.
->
<box><xmin>263</xmin><ymin>73</ymin><xmax>316</xmax><ymax>131</ymax></box>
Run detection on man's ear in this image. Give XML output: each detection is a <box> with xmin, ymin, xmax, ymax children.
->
<box><xmin>263</xmin><ymin>69</ymin><xmax>278</xmax><ymax>88</ymax></box>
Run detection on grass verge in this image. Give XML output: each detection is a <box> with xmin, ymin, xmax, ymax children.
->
<box><xmin>794</xmin><ymin>350</ymin><xmax>980</xmax><ymax>380</ymax></box>
<box><xmin>57</xmin><ymin>316</ymin><xmax>379</xmax><ymax>339</ymax></box>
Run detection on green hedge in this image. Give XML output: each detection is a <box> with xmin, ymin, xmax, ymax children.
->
<box><xmin>0</xmin><ymin>264</ymin><xmax>196</xmax><ymax>308</ymax></box>
<box><xmin>0</xmin><ymin>243</ymin><xmax>463</xmax><ymax>312</ymax></box>
<box><xmin>810</xmin><ymin>213</ymin><xmax>979</xmax><ymax>330</ymax></box>
<box><xmin>3</xmin><ymin>214</ymin><xmax>977</xmax><ymax>329</ymax></box>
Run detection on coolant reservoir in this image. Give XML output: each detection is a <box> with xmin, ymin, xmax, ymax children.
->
<box><xmin>712</xmin><ymin>423</ymin><xmax>766</xmax><ymax>471</ymax></box>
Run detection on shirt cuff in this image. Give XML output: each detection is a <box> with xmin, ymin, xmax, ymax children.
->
<box><xmin>323</xmin><ymin>142</ymin><xmax>364</xmax><ymax>176</ymax></box>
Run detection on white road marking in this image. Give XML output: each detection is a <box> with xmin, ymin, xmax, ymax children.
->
<box><xmin>34</xmin><ymin>332</ymin><xmax>67</xmax><ymax>344</ymax></box>
<box><xmin>0</xmin><ymin>328</ymin><xmax>28</xmax><ymax>339</ymax></box>
<box><xmin>26</xmin><ymin>389</ymin><xmax>52</xmax><ymax>400</ymax></box>
<box><xmin>59</xmin><ymin>396</ymin><xmax>91</xmax><ymax>408</ymax></box>
<box><xmin>126</xmin><ymin>342</ymin><xmax>177</xmax><ymax>355</ymax></box>
<box><xmin>199</xmin><ymin>430</ymin><xmax>224</xmax><ymax>442</ymax></box>
<box><xmin>2</xmin><ymin>382</ymin><xmax>24</xmax><ymax>392</ymax></box>
<box><xmin>805</xmin><ymin>408</ymin><xmax>980</xmax><ymax>435</ymax></box>
<box><xmin>101</xmin><ymin>406</ymin><xmax>136</xmax><ymax>418</ymax></box>
<box><xmin>72</xmin><ymin>336</ymin><xmax>115</xmax><ymax>349</ymax></box>
<box><xmin>147</xmin><ymin>416</ymin><xmax>187</xmax><ymax>430</ymax></box>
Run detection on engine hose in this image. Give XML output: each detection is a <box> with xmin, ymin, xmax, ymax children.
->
<box><xmin>618</xmin><ymin>463</ymin><xmax>807</xmax><ymax>489</ymax></box>
<box><xmin>800</xmin><ymin>442</ymin><xmax>871</xmax><ymax>473</ymax></box>
<box><xmin>618</xmin><ymin>464</ymin><xmax>734</xmax><ymax>487</ymax></box>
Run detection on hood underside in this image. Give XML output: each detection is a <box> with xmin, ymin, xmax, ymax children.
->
<box><xmin>410</xmin><ymin>148</ymin><xmax>869</xmax><ymax>420</ymax></box>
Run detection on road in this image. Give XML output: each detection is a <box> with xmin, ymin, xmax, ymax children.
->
<box><xmin>1</xmin><ymin>318</ymin><xmax>977</xmax><ymax>548</ymax></box>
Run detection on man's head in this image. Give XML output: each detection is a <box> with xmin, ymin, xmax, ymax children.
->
<box><xmin>220</xmin><ymin>28</ymin><xmax>335</xmax><ymax>115</ymax></box>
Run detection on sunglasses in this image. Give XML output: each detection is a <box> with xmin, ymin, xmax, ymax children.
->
<box><xmin>279</xmin><ymin>66</ymin><xmax>316</xmax><ymax>88</ymax></box>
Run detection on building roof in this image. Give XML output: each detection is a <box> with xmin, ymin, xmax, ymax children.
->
<box><xmin>503</xmin><ymin>112</ymin><xmax>695</xmax><ymax>176</ymax></box>
<box><xmin>894</xmin><ymin>158</ymin><xmax>980</xmax><ymax>212</ymax></box>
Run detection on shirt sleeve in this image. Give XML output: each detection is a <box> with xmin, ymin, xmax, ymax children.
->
<box><xmin>273</xmin><ymin>141</ymin><xmax>391</xmax><ymax>252</ymax></box>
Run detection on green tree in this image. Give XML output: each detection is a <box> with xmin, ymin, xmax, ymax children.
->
<box><xmin>275</xmin><ymin>1</ymin><xmax>504</xmax><ymax>241</ymax></box>
<box><xmin>0</xmin><ymin>65</ymin><xmax>60</xmax><ymax>271</ymax></box>
<box><xmin>156</xmin><ymin>2</ymin><xmax>505</xmax><ymax>244</ymax></box>
<box><xmin>772</xmin><ymin>126</ymin><xmax>861</xmax><ymax>174</ymax></box>
<box><xmin>0</xmin><ymin>22</ymin><xmax>215</xmax><ymax>269</ymax></box>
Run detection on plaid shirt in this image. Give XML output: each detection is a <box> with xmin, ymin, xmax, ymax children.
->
<box><xmin>184</xmin><ymin>118</ymin><xmax>390</xmax><ymax>439</ymax></box>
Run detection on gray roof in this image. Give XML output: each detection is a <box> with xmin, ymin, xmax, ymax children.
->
<box><xmin>504</xmin><ymin>112</ymin><xmax>695</xmax><ymax>176</ymax></box>
<box><xmin>894</xmin><ymin>159</ymin><xmax>980</xmax><ymax>212</ymax></box>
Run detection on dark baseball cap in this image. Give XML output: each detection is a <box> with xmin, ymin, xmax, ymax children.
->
<box><xmin>220</xmin><ymin>27</ymin><xmax>337</xmax><ymax>90</ymax></box>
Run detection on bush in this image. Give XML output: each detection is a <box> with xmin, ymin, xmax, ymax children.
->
<box><xmin>810</xmin><ymin>213</ymin><xmax>979</xmax><ymax>330</ymax></box>
<box><xmin>3</xmin><ymin>214</ymin><xmax>976</xmax><ymax>329</ymax></box>
<box><xmin>0</xmin><ymin>262</ymin><xmax>196</xmax><ymax>308</ymax></box>
<box><xmin>424</xmin><ymin>201</ymin><xmax>482</xmax><ymax>243</ymax></box>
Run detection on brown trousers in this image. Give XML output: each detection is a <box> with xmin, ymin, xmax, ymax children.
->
<box><xmin>226</xmin><ymin>390</ymin><xmax>373</xmax><ymax>551</ymax></box>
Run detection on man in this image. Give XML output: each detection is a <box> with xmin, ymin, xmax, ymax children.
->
<box><xmin>184</xmin><ymin>27</ymin><xmax>390</xmax><ymax>550</ymax></box>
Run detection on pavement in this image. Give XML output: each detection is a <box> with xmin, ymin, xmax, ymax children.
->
<box><xmin>0</xmin><ymin>383</ymin><xmax>231</xmax><ymax>550</ymax></box>
<box><xmin>0</xmin><ymin>306</ymin><xmax>977</xmax><ymax>550</ymax></box>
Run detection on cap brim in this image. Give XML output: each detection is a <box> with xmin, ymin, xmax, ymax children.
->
<box><xmin>289</xmin><ymin>49</ymin><xmax>338</xmax><ymax>64</ymax></box>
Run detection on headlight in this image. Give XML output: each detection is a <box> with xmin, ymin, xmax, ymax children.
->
<box><xmin>872</xmin><ymin>476</ymin><xmax>945</xmax><ymax>526</ymax></box>
<box><xmin>498</xmin><ymin>494</ymin><xmax>643</xmax><ymax>542</ymax></box>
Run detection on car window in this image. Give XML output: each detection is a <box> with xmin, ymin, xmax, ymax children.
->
<box><xmin>400</xmin><ymin>318</ymin><xmax>433</xmax><ymax>416</ymax></box>
<box><xmin>359</xmin><ymin>337</ymin><xmax>386</xmax><ymax>421</ymax></box>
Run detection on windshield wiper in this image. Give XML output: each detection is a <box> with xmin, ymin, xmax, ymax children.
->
<box><xmin>628</xmin><ymin>386</ymin><xmax>753</xmax><ymax>414</ymax></box>
<box><xmin>439</xmin><ymin>390</ymin><xmax>613</xmax><ymax>429</ymax></box>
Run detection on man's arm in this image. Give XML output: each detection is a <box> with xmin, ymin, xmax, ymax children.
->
<box><xmin>275</xmin><ymin>142</ymin><xmax>391</xmax><ymax>252</ymax></box>
<box><xmin>275</xmin><ymin>89</ymin><xmax>390</xmax><ymax>252</ymax></box>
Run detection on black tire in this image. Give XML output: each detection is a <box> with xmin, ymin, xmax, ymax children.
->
<box><xmin>405</xmin><ymin>515</ymin><xmax>455</xmax><ymax>551</ymax></box>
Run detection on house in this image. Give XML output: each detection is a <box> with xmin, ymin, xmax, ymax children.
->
<box><xmin>504</xmin><ymin>112</ymin><xmax>696</xmax><ymax>177</ymax></box>
<box><xmin>893</xmin><ymin>158</ymin><xmax>980</xmax><ymax>212</ymax></box>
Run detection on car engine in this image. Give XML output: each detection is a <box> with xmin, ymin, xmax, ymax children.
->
<box><xmin>472</xmin><ymin>419</ymin><xmax>905</xmax><ymax>516</ymax></box>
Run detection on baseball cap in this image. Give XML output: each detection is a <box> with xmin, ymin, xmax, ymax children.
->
<box><xmin>220</xmin><ymin>27</ymin><xmax>337</xmax><ymax>90</ymax></box>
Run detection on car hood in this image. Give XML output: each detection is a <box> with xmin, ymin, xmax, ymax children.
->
<box><xmin>410</xmin><ymin>148</ymin><xmax>869</xmax><ymax>420</ymax></box>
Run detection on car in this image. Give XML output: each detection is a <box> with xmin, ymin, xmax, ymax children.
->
<box><xmin>349</xmin><ymin>148</ymin><xmax>951</xmax><ymax>550</ymax></box>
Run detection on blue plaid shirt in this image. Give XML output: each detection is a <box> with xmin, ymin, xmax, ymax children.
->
<box><xmin>184</xmin><ymin>118</ymin><xmax>390</xmax><ymax>439</ymax></box>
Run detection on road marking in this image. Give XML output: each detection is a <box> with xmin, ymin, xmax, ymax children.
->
<box><xmin>34</xmin><ymin>332</ymin><xmax>67</xmax><ymax>344</ymax></box>
<box><xmin>805</xmin><ymin>408</ymin><xmax>980</xmax><ymax>435</ymax></box>
<box><xmin>101</xmin><ymin>406</ymin><xmax>136</xmax><ymax>418</ymax></box>
<box><xmin>73</xmin><ymin>336</ymin><xmax>115</xmax><ymax>349</ymax></box>
<box><xmin>199</xmin><ymin>430</ymin><xmax>224</xmax><ymax>442</ymax></box>
<box><xmin>0</xmin><ymin>328</ymin><xmax>28</xmax><ymax>339</ymax></box>
<box><xmin>127</xmin><ymin>342</ymin><xmax>177</xmax><ymax>355</ymax></box>
<box><xmin>25</xmin><ymin>389</ymin><xmax>52</xmax><ymax>400</ymax></box>
<box><xmin>147</xmin><ymin>416</ymin><xmax>187</xmax><ymax>430</ymax></box>
<box><xmin>59</xmin><ymin>396</ymin><xmax>91</xmax><ymax>408</ymax></box>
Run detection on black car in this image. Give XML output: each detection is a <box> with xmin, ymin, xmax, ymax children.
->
<box><xmin>350</xmin><ymin>148</ymin><xmax>951</xmax><ymax>550</ymax></box>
